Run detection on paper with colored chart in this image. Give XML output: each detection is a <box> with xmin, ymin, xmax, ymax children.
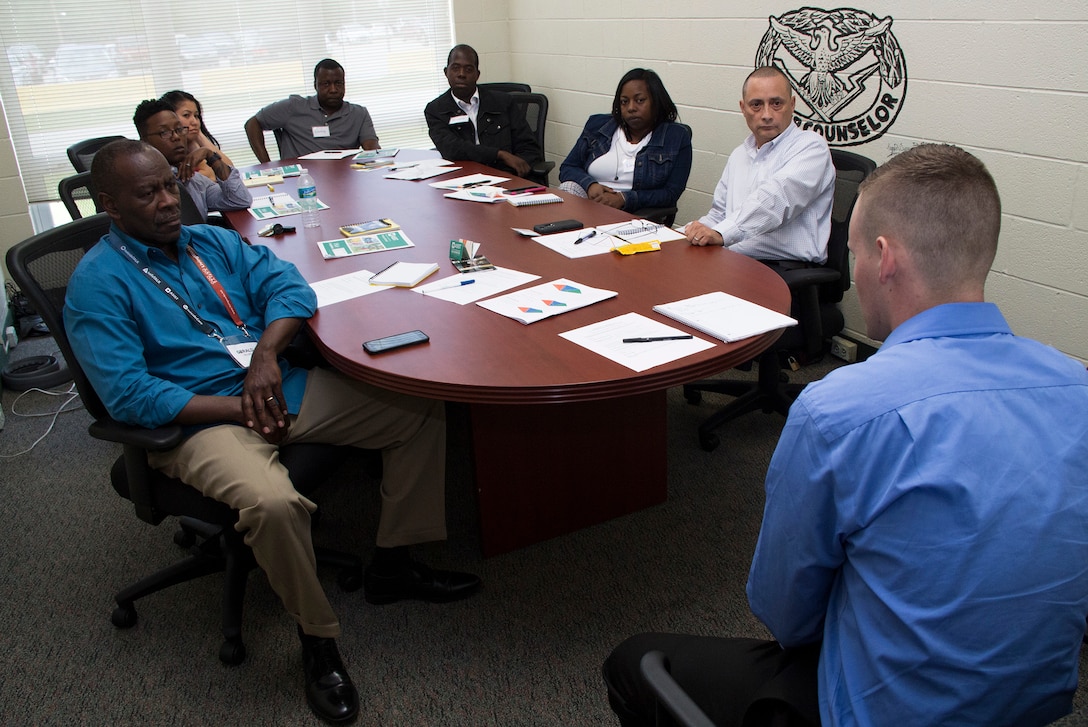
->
<box><xmin>475</xmin><ymin>278</ymin><xmax>617</xmax><ymax>325</ymax></box>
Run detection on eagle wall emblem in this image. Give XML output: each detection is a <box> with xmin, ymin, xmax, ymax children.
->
<box><xmin>756</xmin><ymin>7</ymin><xmax>907</xmax><ymax>146</ymax></box>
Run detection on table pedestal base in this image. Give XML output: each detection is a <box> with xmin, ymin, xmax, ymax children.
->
<box><xmin>469</xmin><ymin>391</ymin><xmax>668</xmax><ymax>556</ymax></box>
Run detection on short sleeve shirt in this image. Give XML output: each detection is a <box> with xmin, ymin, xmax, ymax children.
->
<box><xmin>253</xmin><ymin>94</ymin><xmax>377</xmax><ymax>160</ymax></box>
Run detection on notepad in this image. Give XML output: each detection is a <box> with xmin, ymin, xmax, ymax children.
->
<box><xmin>506</xmin><ymin>193</ymin><xmax>563</xmax><ymax>207</ymax></box>
<box><xmin>340</xmin><ymin>218</ymin><xmax>400</xmax><ymax>236</ymax></box>
<box><xmin>652</xmin><ymin>291</ymin><xmax>797</xmax><ymax>343</ymax></box>
<box><xmin>368</xmin><ymin>261</ymin><xmax>439</xmax><ymax>287</ymax></box>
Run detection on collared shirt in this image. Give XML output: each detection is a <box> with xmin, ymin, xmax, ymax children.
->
<box><xmin>700</xmin><ymin>122</ymin><xmax>834</xmax><ymax>263</ymax></box>
<box><xmin>253</xmin><ymin>94</ymin><xmax>378</xmax><ymax>160</ymax></box>
<box><xmin>64</xmin><ymin>223</ymin><xmax>317</xmax><ymax>430</ymax></box>
<box><xmin>747</xmin><ymin>302</ymin><xmax>1088</xmax><ymax>726</ymax></box>
<box><xmin>180</xmin><ymin>165</ymin><xmax>252</xmax><ymax>221</ymax></box>
<box><xmin>452</xmin><ymin>89</ymin><xmax>481</xmax><ymax>143</ymax></box>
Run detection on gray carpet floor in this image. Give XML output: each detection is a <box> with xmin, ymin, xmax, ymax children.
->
<box><xmin>2</xmin><ymin>334</ymin><xmax>1086</xmax><ymax>726</ymax></box>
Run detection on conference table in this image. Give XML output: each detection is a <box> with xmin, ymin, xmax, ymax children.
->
<box><xmin>224</xmin><ymin>152</ymin><xmax>790</xmax><ymax>556</ymax></box>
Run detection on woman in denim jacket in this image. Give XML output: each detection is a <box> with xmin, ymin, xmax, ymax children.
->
<box><xmin>559</xmin><ymin>68</ymin><xmax>692</xmax><ymax>213</ymax></box>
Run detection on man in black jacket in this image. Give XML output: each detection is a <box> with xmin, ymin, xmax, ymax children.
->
<box><xmin>424</xmin><ymin>45</ymin><xmax>542</xmax><ymax>177</ymax></box>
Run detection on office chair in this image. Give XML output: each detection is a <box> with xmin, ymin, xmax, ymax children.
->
<box><xmin>631</xmin><ymin>123</ymin><xmax>693</xmax><ymax>227</ymax></box>
<box><xmin>640</xmin><ymin>651</ymin><xmax>716</xmax><ymax>727</ymax></box>
<box><xmin>5</xmin><ymin>214</ymin><xmax>365</xmax><ymax>666</ymax></box>
<box><xmin>58</xmin><ymin>171</ymin><xmax>101</xmax><ymax>220</ymax></box>
<box><xmin>66</xmin><ymin>135</ymin><xmax>127</xmax><ymax>173</ymax></box>
<box><xmin>683</xmin><ymin>149</ymin><xmax>877</xmax><ymax>452</ymax></box>
<box><xmin>507</xmin><ymin>91</ymin><xmax>556</xmax><ymax>186</ymax></box>
<box><xmin>478</xmin><ymin>81</ymin><xmax>531</xmax><ymax>94</ymax></box>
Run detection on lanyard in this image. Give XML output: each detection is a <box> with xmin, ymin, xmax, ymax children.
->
<box><xmin>106</xmin><ymin>233</ymin><xmax>250</xmax><ymax>340</ymax></box>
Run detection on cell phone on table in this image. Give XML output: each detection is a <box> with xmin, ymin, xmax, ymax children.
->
<box><xmin>533</xmin><ymin>219</ymin><xmax>583</xmax><ymax>235</ymax></box>
<box><xmin>362</xmin><ymin>330</ymin><xmax>429</xmax><ymax>354</ymax></box>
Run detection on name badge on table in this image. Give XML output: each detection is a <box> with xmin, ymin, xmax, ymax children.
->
<box><xmin>312</xmin><ymin>125</ymin><xmax>331</xmax><ymax>138</ymax></box>
<box><xmin>448</xmin><ymin>115</ymin><xmax>470</xmax><ymax>125</ymax></box>
<box><xmin>222</xmin><ymin>335</ymin><xmax>256</xmax><ymax>369</ymax></box>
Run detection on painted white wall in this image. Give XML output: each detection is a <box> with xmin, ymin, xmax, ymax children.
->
<box><xmin>453</xmin><ymin>0</ymin><xmax>1088</xmax><ymax>363</ymax></box>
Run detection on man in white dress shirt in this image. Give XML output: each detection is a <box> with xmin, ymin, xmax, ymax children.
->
<box><xmin>684</xmin><ymin>67</ymin><xmax>835</xmax><ymax>264</ymax></box>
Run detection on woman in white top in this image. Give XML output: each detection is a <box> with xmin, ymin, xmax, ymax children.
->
<box><xmin>161</xmin><ymin>89</ymin><xmax>235</xmax><ymax>182</ymax></box>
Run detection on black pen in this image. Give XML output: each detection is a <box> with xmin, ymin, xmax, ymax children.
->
<box><xmin>622</xmin><ymin>335</ymin><xmax>694</xmax><ymax>343</ymax></box>
<box><xmin>461</xmin><ymin>179</ymin><xmax>488</xmax><ymax>188</ymax></box>
<box><xmin>573</xmin><ymin>230</ymin><xmax>597</xmax><ymax>245</ymax></box>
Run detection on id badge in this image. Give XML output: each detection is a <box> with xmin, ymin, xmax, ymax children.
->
<box><xmin>312</xmin><ymin>125</ymin><xmax>331</xmax><ymax>138</ymax></box>
<box><xmin>222</xmin><ymin>334</ymin><xmax>257</xmax><ymax>369</ymax></box>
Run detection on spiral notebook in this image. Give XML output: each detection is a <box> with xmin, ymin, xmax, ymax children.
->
<box><xmin>506</xmin><ymin>193</ymin><xmax>563</xmax><ymax>207</ymax></box>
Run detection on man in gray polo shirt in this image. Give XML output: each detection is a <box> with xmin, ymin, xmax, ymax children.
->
<box><xmin>245</xmin><ymin>58</ymin><xmax>380</xmax><ymax>163</ymax></box>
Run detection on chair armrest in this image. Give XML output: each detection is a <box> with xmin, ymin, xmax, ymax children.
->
<box><xmin>780</xmin><ymin>267</ymin><xmax>841</xmax><ymax>291</ymax></box>
<box><xmin>633</xmin><ymin>206</ymin><xmax>678</xmax><ymax>226</ymax></box>
<box><xmin>531</xmin><ymin>160</ymin><xmax>555</xmax><ymax>175</ymax></box>
<box><xmin>639</xmin><ymin>651</ymin><xmax>716</xmax><ymax>727</ymax></box>
<box><xmin>88</xmin><ymin>418</ymin><xmax>184</xmax><ymax>451</ymax></box>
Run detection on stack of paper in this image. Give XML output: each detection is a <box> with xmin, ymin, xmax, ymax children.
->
<box><xmin>652</xmin><ymin>291</ymin><xmax>796</xmax><ymax>343</ymax></box>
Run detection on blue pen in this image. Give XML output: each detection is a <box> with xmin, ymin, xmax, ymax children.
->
<box><xmin>427</xmin><ymin>279</ymin><xmax>476</xmax><ymax>293</ymax></box>
<box><xmin>573</xmin><ymin>230</ymin><xmax>597</xmax><ymax>245</ymax></box>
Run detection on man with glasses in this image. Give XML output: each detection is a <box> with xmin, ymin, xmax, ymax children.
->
<box><xmin>245</xmin><ymin>58</ymin><xmax>379</xmax><ymax>163</ymax></box>
<box><xmin>134</xmin><ymin>98</ymin><xmax>251</xmax><ymax>222</ymax></box>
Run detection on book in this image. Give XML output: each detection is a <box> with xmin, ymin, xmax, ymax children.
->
<box><xmin>652</xmin><ymin>291</ymin><xmax>797</xmax><ymax>343</ymax></box>
<box><xmin>317</xmin><ymin>230</ymin><xmax>415</xmax><ymax>259</ymax></box>
<box><xmin>340</xmin><ymin>218</ymin><xmax>400</xmax><ymax>237</ymax></box>
<box><xmin>506</xmin><ymin>193</ymin><xmax>563</xmax><ymax>207</ymax></box>
<box><xmin>368</xmin><ymin>260</ymin><xmax>439</xmax><ymax>287</ymax></box>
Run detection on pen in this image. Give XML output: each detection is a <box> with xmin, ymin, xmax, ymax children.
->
<box><xmin>368</xmin><ymin>260</ymin><xmax>399</xmax><ymax>283</ymax></box>
<box><xmin>573</xmin><ymin>230</ymin><xmax>598</xmax><ymax>245</ymax></box>
<box><xmin>426</xmin><ymin>279</ymin><xmax>475</xmax><ymax>293</ymax></box>
<box><xmin>461</xmin><ymin>180</ymin><xmax>488</xmax><ymax>188</ymax></box>
<box><xmin>622</xmin><ymin>335</ymin><xmax>694</xmax><ymax>343</ymax></box>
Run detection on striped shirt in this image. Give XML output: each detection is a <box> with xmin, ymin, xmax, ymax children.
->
<box><xmin>700</xmin><ymin>122</ymin><xmax>835</xmax><ymax>263</ymax></box>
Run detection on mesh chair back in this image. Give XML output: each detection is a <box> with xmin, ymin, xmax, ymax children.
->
<box><xmin>825</xmin><ymin>149</ymin><xmax>878</xmax><ymax>302</ymax></box>
<box><xmin>66</xmin><ymin>135</ymin><xmax>127</xmax><ymax>173</ymax></box>
<box><xmin>5</xmin><ymin>214</ymin><xmax>113</xmax><ymax>421</ymax></box>
<box><xmin>58</xmin><ymin>171</ymin><xmax>101</xmax><ymax>220</ymax></box>
<box><xmin>507</xmin><ymin>91</ymin><xmax>549</xmax><ymax>155</ymax></box>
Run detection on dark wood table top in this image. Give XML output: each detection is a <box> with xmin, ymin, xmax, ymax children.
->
<box><xmin>225</xmin><ymin>153</ymin><xmax>790</xmax><ymax>405</ymax></box>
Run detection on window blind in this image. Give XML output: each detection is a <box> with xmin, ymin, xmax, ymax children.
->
<box><xmin>0</xmin><ymin>0</ymin><xmax>453</xmax><ymax>202</ymax></box>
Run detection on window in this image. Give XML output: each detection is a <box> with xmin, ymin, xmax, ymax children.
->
<box><xmin>0</xmin><ymin>0</ymin><xmax>453</xmax><ymax>203</ymax></box>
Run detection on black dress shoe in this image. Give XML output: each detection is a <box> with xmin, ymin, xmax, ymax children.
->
<box><xmin>300</xmin><ymin>631</ymin><xmax>359</xmax><ymax>724</ymax></box>
<box><xmin>364</xmin><ymin>560</ymin><xmax>481</xmax><ymax>605</ymax></box>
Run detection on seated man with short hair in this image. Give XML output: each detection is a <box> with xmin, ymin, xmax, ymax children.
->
<box><xmin>134</xmin><ymin>98</ymin><xmax>251</xmax><ymax>222</ymax></box>
<box><xmin>424</xmin><ymin>44</ymin><xmax>542</xmax><ymax>178</ymax></box>
<box><xmin>65</xmin><ymin>139</ymin><xmax>480</xmax><ymax>725</ymax></box>
<box><xmin>245</xmin><ymin>58</ymin><xmax>379</xmax><ymax>163</ymax></box>
<box><xmin>603</xmin><ymin>144</ymin><xmax>1088</xmax><ymax>727</ymax></box>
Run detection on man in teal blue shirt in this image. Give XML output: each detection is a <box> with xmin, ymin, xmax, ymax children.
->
<box><xmin>65</xmin><ymin>139</ymin><xmax>480</xmax><ymax>725</ymax></box>
<box><xmin>604</xmin><ymin>144</ymin><xmax>1088</xmax><ymax>726</ymax></box>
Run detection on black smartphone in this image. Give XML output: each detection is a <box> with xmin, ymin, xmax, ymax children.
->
<box><xmin>533</xmin><ymin>219</ymin><xmax>583</xmax><ymax>235</ymax></box>
<box><xmin>362</xmin><ymin>330</ymin><xmax>429</xmax><ymax>354</ymax></box>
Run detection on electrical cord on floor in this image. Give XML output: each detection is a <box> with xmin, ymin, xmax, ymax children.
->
<box><xmin>0</xmin><ymin>382</ymin><xmax>83</xmax><ymax>458</ymax></box>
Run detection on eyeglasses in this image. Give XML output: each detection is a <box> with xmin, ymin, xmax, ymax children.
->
<box><xmin>152</xmin><ymin>127</ymin><xmax>188</xmax><ymax>140</ymax></box>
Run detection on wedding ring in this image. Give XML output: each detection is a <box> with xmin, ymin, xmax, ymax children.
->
<box><xmin>265</xmin><ymin>396</ymin><xmax>276</xmax><ymax>403</ymax></box>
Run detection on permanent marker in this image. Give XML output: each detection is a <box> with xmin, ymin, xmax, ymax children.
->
<box><xmin>622</xmin><ymin>335</ymin><xmax>694</xmax><ymax>343</ymax></box>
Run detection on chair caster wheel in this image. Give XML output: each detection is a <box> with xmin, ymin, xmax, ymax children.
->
<box><xmin>338</xmin><ymin>567</ymin><xmax>364</xmax><ymax>593</ymax></box>
<box><xmin>219</xmin><ymin>638</ymin><xmax>247</xmax><ymax>666</ymax></box>
<box><xmin>173</xmin><ymin>528</ymin><xmax>196</xmax><ymax>548</ymax></box>
<box><xmin>112</xmin><ymin>604</ymin><xmax>137</xmax><ymax>628</ymax></box>
<box><xmin>684</xmin><ymin>389</ymin><xmax>702</xmax><ymax>405</ymax></box>
<box><xmin>698</xmin><ymin>432</ymin><xmax>720</xmax><ymax>452</ymax></box>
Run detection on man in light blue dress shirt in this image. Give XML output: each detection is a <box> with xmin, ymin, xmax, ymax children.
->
<box><xmin>684</xmin><ymin>66</ymin><xmax>835</xmax><ymax>264</ymax></box>
<box><xmin>604</xmin><ymin>144</ymin><xmax>1088</xmax><ymax>726</ymax></box>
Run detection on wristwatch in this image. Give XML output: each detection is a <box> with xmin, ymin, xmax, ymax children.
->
<box><xmin>206</xmin><ymin>152</ymin><xmax>222</xmax><ymax>166</ymax></box>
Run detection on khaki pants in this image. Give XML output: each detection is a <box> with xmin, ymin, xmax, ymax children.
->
<box><xmin>149</xmin><ymin>367</ymin><xmax>447</xmax><ymax>638</ymax></box>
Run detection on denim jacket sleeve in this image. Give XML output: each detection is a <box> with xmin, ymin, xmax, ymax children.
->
<box><xmin>621</xmin><ymin>121</ymin><xmax>692</xmax><ymax>212</ymax></box>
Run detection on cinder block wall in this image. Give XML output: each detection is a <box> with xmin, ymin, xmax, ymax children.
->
<box><xmin>454</xmin><ymin>1</ymin><xmax>1088</xmax><ymax>363</ymax></box>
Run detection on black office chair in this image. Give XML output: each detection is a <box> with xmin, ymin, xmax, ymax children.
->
<box><xmin>5</xmin><ymin>214</ymin><xmax>364</xmax><ymax>666</ymax></box>
<box><xmin>478</xmin><ymin>81</ymin><xmax>531</xmax><ymax>94</ymax></box>
<box><xmin>631</xmin><ymin>123</ymin><xmax>693</xmax><ymax>227</ymax></box>
<box><xmin>507</xmin><ymin>91</ymin><xmax>556</xmax><ymax>186</ymax></box>
<box><xmin>683</xmin><ymin>149</ymin><xmax>877</xmax><ymax>452</ymax></box>
<box><xmin>58</xmin><ymin>171</ymin><xmax>101</xmax><ymax>221</ymax></box>
<box><xmin>66</xmin><ymin>135</ymin><xmax>127</xmax><ymax>173</ymax></box>
<box><xmin>640</xmin><ymin>651</ymin><xmax>716</xmax><ymax>727</ymax></box>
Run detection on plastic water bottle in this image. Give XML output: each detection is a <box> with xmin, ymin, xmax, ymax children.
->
<box><xmin>297</xmin><ymin>168</ymin><xmax>320</xmax><ymax>228</ymax></box>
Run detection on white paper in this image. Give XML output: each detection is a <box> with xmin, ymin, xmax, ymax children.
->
<box><xmin>428</xmin><ymin>173</ymin><xmax>510</xmax><ymax>190</ymax></box>
<box><xmin>297</xmin><ymin>148</ymin><xmax>361</xmax><ymax>160</ymax></box>
<box><xmin>384</xmin><ymin>165</ymin><xmax>463</xmax><ymax>180</ymax></box>
<box><xmin>653</xmin><ymin>291</ymin><xmax>797</xmax><ymax>343</ymax></box>
<box><xmin>476</xmin><ymin>278</ymin><xmax>617</xmax><ymax>324</ymax></box>
<box><xmin>559</xmin><ymin>312</ymin><xmax>716</xmax><ymax>372</ymax></box>
<box><xmin>531</xmin><ymin>228</ymin><xmax>619</xmax><ymax>259</ymax></box>
<box><xmin>310</xmin><ymin>269</ymin><xmax>392</xmax><ymax>308</ymax></box>
<box><xmin>413</xmin><ymin>267</ymin><xmax>541</xmax><ymax>305</ymax></box>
